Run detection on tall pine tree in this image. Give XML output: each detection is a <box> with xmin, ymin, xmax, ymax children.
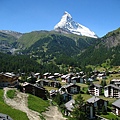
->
<box><xmin>70</xmin><ymin>93</ymin><xmax>87</xmax><ymax>120</ymax></box>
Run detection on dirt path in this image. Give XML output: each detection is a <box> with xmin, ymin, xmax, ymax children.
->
<box><xmin>3</xmin><ymin>87</ymin><xmax>41</xmax><ymax>120</ymax></box>
<box><xmin>42</xmin><ymin>106</ymin><xmax>67</xmax><ymax>120</ymax></box>
<box><xmin>3</xmin><ymin>87</ymin><xmax>67</xmax><ymax>120</ymax></box>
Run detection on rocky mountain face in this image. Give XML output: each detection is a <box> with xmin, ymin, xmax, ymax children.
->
<box><xmin>0</xmin><ymin>30</ymin><xmax>23</xmax><ymax>54</ymax></box>
<box><xmin>54</xmin><ymin>11</ymin><xmax>98</xmax><ymax>38</ymax></box>
<box><xmin>100</xmin><ymin>28</ymin><xmax>120</xmax><ymax>48</ymax></box>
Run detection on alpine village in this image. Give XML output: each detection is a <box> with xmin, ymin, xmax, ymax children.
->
<box><xmin>0</xmin><ymin>11</ymin><xmax>120</xmax><ymax>120</ymax></box>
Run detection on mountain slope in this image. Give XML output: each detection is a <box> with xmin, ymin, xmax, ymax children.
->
<box><xmin>54</xmin><ymin>11</ymin><xmax>97</xmax><ymax>38</ymax></box>
<box><xmin>100</xmin><ymin>27</ymin><xmax>120</xmax><ymax>48</ymax></box>
<box><xmin>0</xmin><ymin>31</ymin><xmax>19</xmax><ymax>53</ymax></box>
<box><xmin>78</xmin><ymin>27</ymin><xmax>120</xmax><ymax>66</ymax></box>
<box><xmin>0</xmin><ymin>30</ymin><xmax>22</xmax><ymax>39</ymax></box>
<box><xmin>16</xmin><ymin>30</ymin><xmax>97</xmax><ymax>64</ymax></box>
<box><xmin>20</xmin><ymin>31</ymin><xmax>97</xmax><ymax>63</ymax></box>
<box><xmin>18</xmin><ymin>30</ymin><xmax>97</xmax><ymax>49</ymax></box>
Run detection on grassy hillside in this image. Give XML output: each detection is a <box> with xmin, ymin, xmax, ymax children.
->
<box><xmin>18</xmin><ymin>31</ymin><xmax>97</xmax><ymax>65</ymax></box>
<box><xmin>0</xmin><ymin>89</ymin><xmax>28</xmax><ymax>120</ymax></box>
<box><xmin>28</xmin><ymin>94</ymin><xmax>49</xmax><ymax>113</ymax></box>
<box><xmin>17</xmin><ymin>31</ymin><xmax>49</xmax><ymax>48</ymax></box>
<box><xmin>18</xmin><ymin>30</ymin><xmax>97</xmax><ymax>49</ymax></box>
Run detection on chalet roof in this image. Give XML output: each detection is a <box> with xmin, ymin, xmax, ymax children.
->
<box><xmin>61</xmin><ymin>83</ymin><xmax>79</xmax><ymax>88</ymax></box>
<box><xmin>82</xmin><ymin>75</ymin><xmax>86</xmax><ymax>78</ymax></box>
<box><xmin>43</xmin><ymin>72</ymin><xmax>50</xmax><ymax>76</ymax></box>
<box><xmin>23</xmin><ymin>82</ymin><xmax>45</xmax><ymax>90</ymax></box>
<box><xmin>71</xmin><ymin>77</ymin><xmax>77</xmax><ymax>80</ymax></box>
<box><xmin>65</xmin><ymin>99</ymin><xmax>75</xmax><ymax>111</ymax></box>
<box><xmin>111</xmin><ymin>79</ymin><xmax>120</xmax><ymax>82</ymax></box>
<box><xmin>87</xmin><ymin>96</ymin><xmax>100</xmax><ymax>103</ymax></box>
<box><xmin>94</xmin><ymin>84</ymin><xmax>102</xmax><ymax>88</ymax></box>
<box><xmin>67</xmin><ymin>72</ymin><xmax>74</xmax><ymax>76</ymax></box>
<box><xmin>34</xmin><ymin>73</ymin><xmax>40</xmax><ymax>76</ymax></box>
<box><xmin>112</xmin><ymin>99</ymin><xmax>120</xmax><ymax>108</ymax></box>
<box><xmin>4</xmin><ymin>72</ymin><xmax>16</xmax><ymax>78</ymax></box>
<box><xmin>54</xmin><ymin>73</ymin><xmax>60</xmax><ymax>76</ymax></box>
<box><xmin>27</xmin><ymin>76</ymin><xmax>31</xmax><ymax>79</ymax></box>
<box><xmin>49</xmin><ymin>89</ymin><xmax>58</xmax><ymax>93</ymax></box>
<box><xmin>48</xmin><ymin>76</ymin><xmax>54</xmax><ymax>79</ymax></box>
<box><xmin>88</xmin><ymin>78</ymin><xmax>93</xmax><ymax>82</ymax></box>
<box><xmin>61</xmin><ymin>75</ymin><xmax>67</xmax><ymax>79</ymax></box>
<box><xmin>104</xmin><ymin>84</ymin><xmax>120</xmax><ymax>90</ymax></box>
<box><xmin>80</xmin><ymin>71</ymin><xmax>84</xmax><ymax>74</ymax></box>
<box><xmin>114</xmin><ymin>82</ymin><xmax>120</xmax><ymax>85</ymax></box>
<box><xmin>41</xmin><ymin>79</ymin><xmax>50</xmax><ymax>82</ymax></box>
<box><xmin>36</xmin><ymin>80</ymin><xmax>41</xmax><ymax>83</ymax></box>
<box><xmin>97</xmin><ymin>73</ymin><xmax>105</xmax><ymax>77</ymax></box>
<box><xmin>22</xmin><ymin>82</ymin><xmax>30</xmax><ymax>86</ymax></box>
<box><xmin>90</xmin><ymin>83</ymin><xmax>102</xmax><ymax>88</ymax></box>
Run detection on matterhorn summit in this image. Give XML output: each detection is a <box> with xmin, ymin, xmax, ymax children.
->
<box><xmin>54</xmin><ymin>11</ymin><xmax>98</xmax><ymax>38</ymax></box>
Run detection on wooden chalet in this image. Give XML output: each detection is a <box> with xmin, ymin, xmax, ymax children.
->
<box><xmin>0</xmin><ymin>72</ymin><xmax>19</xmax><ymax>87</ymax></box>
<box><xmin>22</xmin><ymin>82</ymin><xmax>47</xmax><ymax>99</ymax></box>
<box><xmin>59</xmin><ymin>83</ymin><xmax>80</xmax><ymax>94</ymax></box>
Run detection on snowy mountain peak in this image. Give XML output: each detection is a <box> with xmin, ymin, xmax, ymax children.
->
<box><xmin>54</xmin><ymin>11</ymin><xmax>98</xmax><ymax>38</ymax></box>
<box><xmin>63</xmin><ymin>11</ymin><xmax>72</xmax><ymax>21</ymax></box>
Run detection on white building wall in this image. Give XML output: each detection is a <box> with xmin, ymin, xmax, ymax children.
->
<box><xmin>111</xmin><ymin>87</ymin><xmax>113</xmax><ymax>97</ymax></box>
<box><xmin>118</xmin><ymin>91</ymin><xmax>120</xmax><ymax>98</ymax></box>
<box><xmin>116</xmin><ymin>108</ymin><xmax>118</xmax><ymax>115</ymax></box>
<box><xmin>104</xmin><ymin>88</ymin><xmax>108</xmax><ymax>97</ymax></box>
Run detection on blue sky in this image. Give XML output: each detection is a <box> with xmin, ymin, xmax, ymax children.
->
<box><xmin>0</xmin><ymin>0</ymin><xmax>120</xmax><ymax>37</ymax></box>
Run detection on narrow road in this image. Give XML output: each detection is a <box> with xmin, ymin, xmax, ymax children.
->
<box><xmin>42</xmin><ymin>106</ymin><xmax>67</xmax><ymax>120</ymax></box>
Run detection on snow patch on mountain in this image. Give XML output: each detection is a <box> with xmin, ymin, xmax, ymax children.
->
<box><xmin>54</xmin><ymin>11</ymin><xmax>98</xmax><ymax>38</ymax></box>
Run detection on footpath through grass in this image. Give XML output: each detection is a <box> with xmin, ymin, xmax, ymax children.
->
<box><xmin>0</xmin><ymin>89</ymin><xmax>28</xmax><ymax>120</ymax></box>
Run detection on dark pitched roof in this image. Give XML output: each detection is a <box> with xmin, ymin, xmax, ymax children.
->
<box><xmin>23</xmin><ymin>82</ymin><xmax>45</xmax><ymax>90</ymax></box>
<box><xmin>112</xmin><ymin>99</ymin><xmax>120</xmax><ymax>108</ymax></box>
